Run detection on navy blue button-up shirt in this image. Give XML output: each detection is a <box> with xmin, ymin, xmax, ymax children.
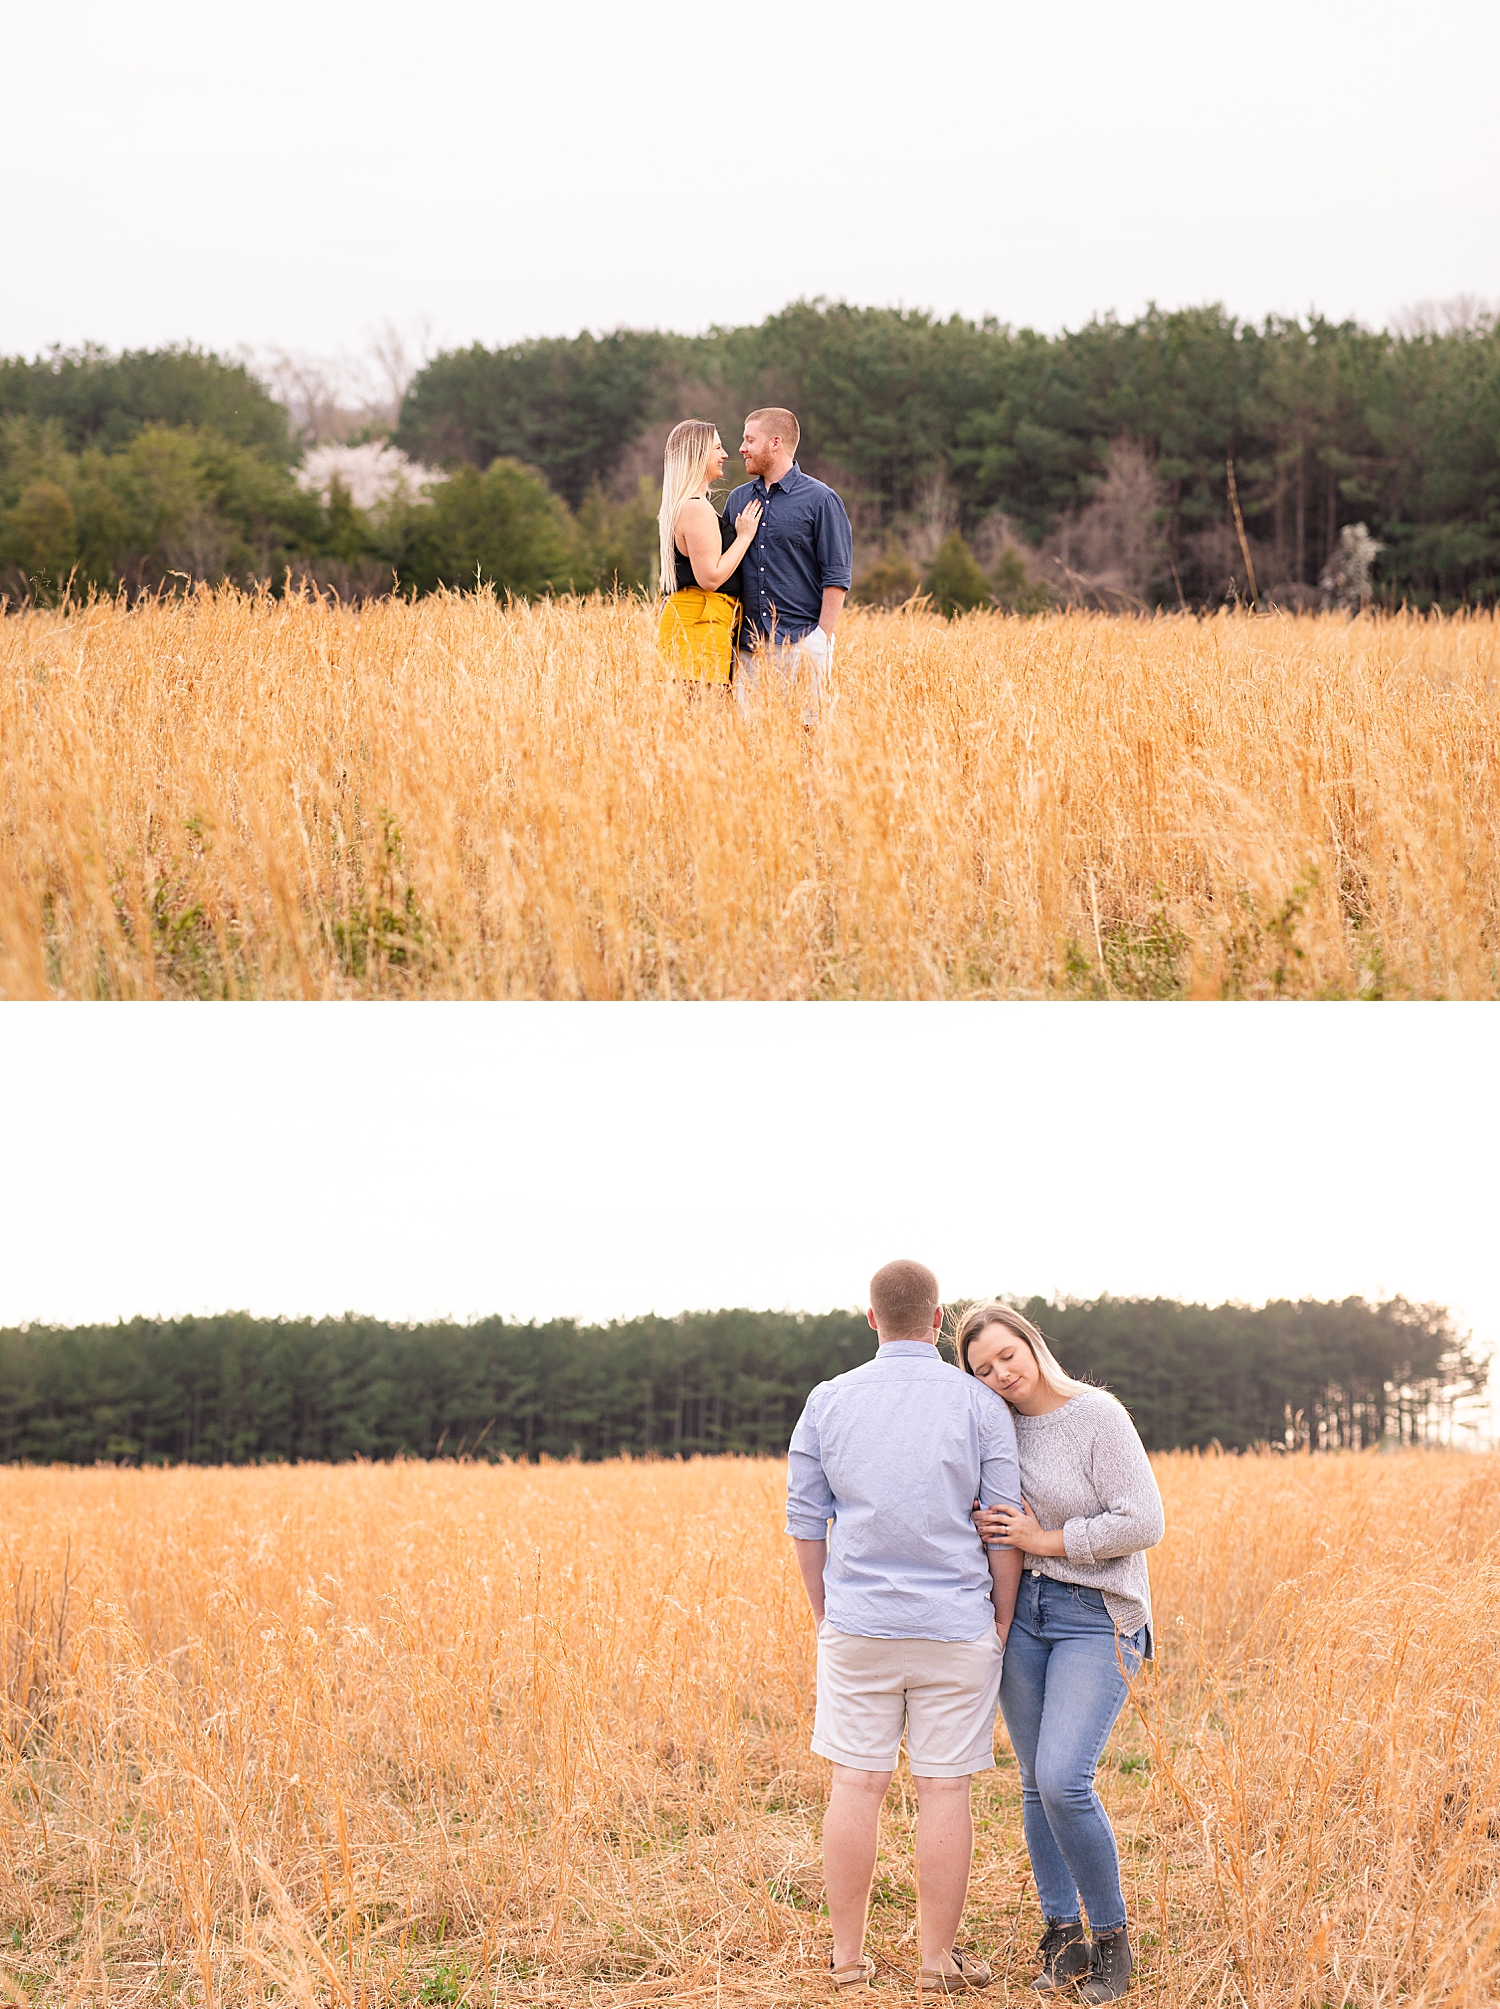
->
<box><xmin>724</xmin><ymin>462</ymin><xmax>854</xmax><ymax>643</ymax></box>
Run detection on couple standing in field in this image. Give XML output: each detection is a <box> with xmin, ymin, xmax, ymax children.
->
<box><xmin>655</xmin><ymin>408</ymin><xmax>853</xmax><ymax>716</ymax></box>
<box><xmin>787</xmin><ymin>1261</ymin><xmax>1164</xmax><ymax>1998</ymax></box>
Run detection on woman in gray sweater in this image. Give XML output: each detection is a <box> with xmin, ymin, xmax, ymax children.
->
<box><xmin>960</xmin><ymin>1303</ymin><xmax>1164</xmax><ymax>2004</ymax></box>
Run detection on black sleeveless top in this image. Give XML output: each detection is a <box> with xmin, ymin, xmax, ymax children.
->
<box><xmin>675</xmin><ymin>507</ymin><xmax>741</xmax><ymax>599</ymax></box>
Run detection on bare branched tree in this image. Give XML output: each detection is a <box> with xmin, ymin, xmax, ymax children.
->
<box><xmin>249</xmin><ymin>319</ymin><xmax>436</xmax><ymax>446</ymax></box>
<box><xmin>1037</xmin><ymin>441</ymin><xmax>1167</xmax><ymax>609</ymax></box>
<box><xmin>902</xmin><ymin>475</ymin><xmax>959</xmax><ymax>568</ymax></box>
<box><xmin>1388</xmin><ymin>295</ymin><xmax>1498</xmax><ymax>341</ymax></box>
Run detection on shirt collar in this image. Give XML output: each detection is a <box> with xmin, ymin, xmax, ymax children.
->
<box><xmin>876</xmin><ymin>1339</ymin><xmax>941</xmax><ymax>1358</ymax></box>
<box><xmin>755</xmin><ymin>460</ymin><xmax>804</xmax><ymax>497</ymax></box>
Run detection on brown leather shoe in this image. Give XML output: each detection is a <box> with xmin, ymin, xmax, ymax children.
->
<box><xmin>916</xmin><ymin>1950</ymin><xmax>993</xmax><ymax>1992</ymax></box>
<box><xmin>830</xmin><ymin>1954</ymin><xmax>876</xmax><ymax>1989</ymax></box>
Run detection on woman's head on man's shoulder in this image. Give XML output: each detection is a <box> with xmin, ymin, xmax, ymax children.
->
<box><xmin>951</xmin><ymin>1300</ymin><xmax>1111</xmax><ymax>1415</ymax></box>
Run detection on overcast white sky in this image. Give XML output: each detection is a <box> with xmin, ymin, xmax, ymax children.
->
<box><xmin>4</xmin><ymin>1009</ymin><xmax>1496</xmax><ymax>1409</ymax></box>
<box><xmin>3</xmin><ymin>0</ymin><xmax>1496</xmax><ymax>363</ymax></box>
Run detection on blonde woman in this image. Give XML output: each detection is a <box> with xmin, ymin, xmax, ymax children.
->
<box><xmin>656</xmin><ymin>420</ymin><xmax>761</xmax><ymax>686</ymax></box>
<box><xmin>956</xmin><ymin>1304</ymin><xmax>1164</xmax><ymax>2004</ymax></box>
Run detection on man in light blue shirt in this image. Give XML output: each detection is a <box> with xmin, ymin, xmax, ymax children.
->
<box><xmin>786</xmin><ymin>1260</ymin><xmax>1022</xmax><ymax>1992</ymax></box>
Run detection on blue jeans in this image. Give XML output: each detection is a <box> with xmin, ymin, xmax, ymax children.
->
<box><xmin>998</xmin><ymin>1574</ymin><xmax>1145</xmax><ymax>1932</ymax></box>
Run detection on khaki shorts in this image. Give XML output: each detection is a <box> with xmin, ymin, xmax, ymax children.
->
<box><xmin>812</xmin><ymin>1622</ymin><xmax>1005</xmax><ymax>1778</ymax></box>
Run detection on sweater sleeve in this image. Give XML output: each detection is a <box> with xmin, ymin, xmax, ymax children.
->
<box><xmin>1061</xmin><ymin>1402</ymin><xmax>1165</xmax><ymax>1567</ymax></box>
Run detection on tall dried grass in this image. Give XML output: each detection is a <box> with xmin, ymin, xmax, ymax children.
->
<box><xmin>2</xmin><ymin>1450</ymin><xmax>1498</xmax><ymax>2005</ymax></box>
<box><xmin>1</xmin><ymin>591</ymin><xmax>1496</xmax><ymax>998</ymax></box>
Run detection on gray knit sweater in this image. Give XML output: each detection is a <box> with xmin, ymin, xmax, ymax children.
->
<box><xmin>1012</xmin><ymin>1387</ymin><xmax>1164</xmax><ymax>1647</ymax></box>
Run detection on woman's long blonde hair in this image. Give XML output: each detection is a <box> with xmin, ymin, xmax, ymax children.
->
<box><xmin>950</xmin><ymin>1301</ymin><xmax>1101</xmax><ymax>1406</ymax></box>
<box><xmin>657</xmin><ymin>419</ymin><xmax>721</xmax><ymax>597</ymax></box>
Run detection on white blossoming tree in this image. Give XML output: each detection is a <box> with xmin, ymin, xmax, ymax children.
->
<box><xmin>1320</xmin><ymin>523</ymin><xmax>1384</xmax><ymax>609</ymax></box>
<box><xmin>296</xmin><ymin>441</ymin><xmax>445</xmax><ymax>517</ymax></box>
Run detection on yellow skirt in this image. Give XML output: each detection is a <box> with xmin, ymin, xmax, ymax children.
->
<box><xmin>657</xmin><ymin>587</ymin><xmax>741</xmax><ymax>685</ymax></box>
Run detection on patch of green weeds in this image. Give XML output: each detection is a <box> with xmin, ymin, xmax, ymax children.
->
<box><xmin>869</xmin><ymin>1874</ymin><xmax>913</xmax><ymax>1911</ymax></box>
<box><xmin>1064</xmin><ymin>898</ymin><xmax>1188</xmax><ymax>999</ymax></box>
<box><xmin>1344</xmin><ymin>916</ymin><xmax>1410</xmax><ymax>999</ymax></box>
<box><xmin>1264</xmin><ymin>875</ymin><xmax>1313</xmax><ymax>994</ymax></box>
<box><xmin>328</xmin><ymin>811</ymin><xmax>427</xmax><ymax>982</ymax></box>
<box><xmin>1220</xmin><ymin>871</ymin><xmax>1319</xmax><ymax>997</ymax></box>
<box><xmin>104</xmin><ymin>813</ymin><xmax>240</xmax><ymax>998</ymax></box>
<box><xmin>500</xmin><ymin>1951</ymin><xmax>540</xmax><ymax>1982</ymax></box>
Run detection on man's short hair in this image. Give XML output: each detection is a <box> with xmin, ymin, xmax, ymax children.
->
<box><xmin>869</xmin><ymin>1259</ymin><xmax>941</xmax><ymax>1339</ymax></box>
<box><xmin>746</xmin><ymin>406</ymin><xmax>801</xmax><ymax>454</ymax></box>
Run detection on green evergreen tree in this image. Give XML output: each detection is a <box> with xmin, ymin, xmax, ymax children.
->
<box><xmin>924</xmin><ymin>531</ymin><xmax>992</xmax><ymax>613</ymax></box>
<box><xmin>323</xmin><ymin>476</ymin><xmax>373</xmax><ymax>564</ymax></box>
<box><xmin>0</xmin><ymin>344</ymin><xmax>290</xmax><ymax>459</ymax></box>
<box><xmin>0</xmin><ymin>416</ymin><xmax>322</xmax><ymax>597</ymax></box>
<box><xmin>0</xmin><ymin>477</ymin><xmax>78</xmax><ymax>595</ymax></box>
<box><xmin>990</xmin><ymin>545</ymin><xmax>1050</xmax><ymax>614</ymax></box>
<box><xmin>573</xmin><ymin>476</ymin><xmax>658</xmax><ymax>592</ymax></box>
<box><xmin>395</xmin><ymin>331</ymin><xmax>672</xmax><ymax>509</ymax></box>
<box><xmin>385</xmin><ymin>457</ymin><xmax>581</xmax><ymax>598</ymax></box>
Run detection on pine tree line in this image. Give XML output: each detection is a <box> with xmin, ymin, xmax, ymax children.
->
<box><xmin>0</xmin><ymin>1297</ymin><xmax>1480</xmax><ymax>1465</ymax></box>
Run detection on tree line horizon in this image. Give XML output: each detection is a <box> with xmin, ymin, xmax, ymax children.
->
<box><xmin>0</xmin><ymin>1295</ymin><xmax>1482</xmax><ymax>1467</ymax></box>
<box><xmin>2</xmin><ymin>297</ymin><xmax>1498</xmax><ymax>611</ymax></box>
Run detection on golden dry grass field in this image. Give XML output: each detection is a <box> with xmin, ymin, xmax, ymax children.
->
<box><xmin>1</xmin><ymin>593</ymin><xmax>1496</xmax><ymax>998</ymax></box>
<box><xmin>3</xmin><ymin>1451</ymin><xmax>1499</xmax><ymax>2007</ymax></box>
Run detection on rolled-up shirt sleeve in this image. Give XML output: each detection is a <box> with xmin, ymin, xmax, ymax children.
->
<box><xmin>785</xmin><ymin>1391</ymin><xmax>835</xmax><ymax>1538</ymax></box>
<box><xmin>977</xmin><ymin>1403</ymin><xmax>1023</xmax><ymax>1511</ymax></box>
<box><xmin>1062</xmin><ymin>1417</ymin><xmax>1165</xmax><ymax>1565</ymax></box>
<box><xmin>814</xmin><ymin>493</ymin><xmax>854</xmax><ymax>592</ymax></box>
